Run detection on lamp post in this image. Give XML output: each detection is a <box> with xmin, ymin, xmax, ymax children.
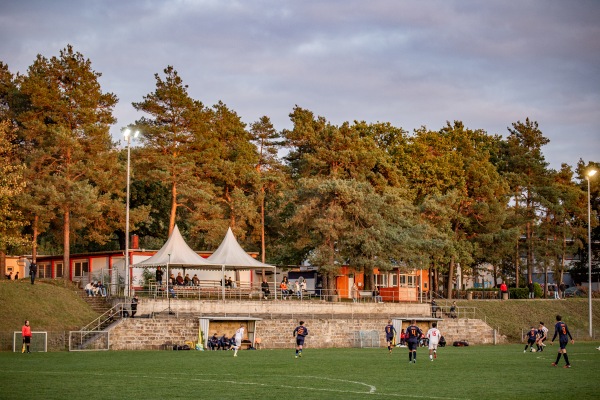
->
<box><xmin>124</xmin><ymin>128</ymin><xmax>139</xmax><ymax>298</ymax></box>
<box><xmin>586</xmin><ymin>168</ymin><xmax>597</xmax><ymax>338</ymax></box>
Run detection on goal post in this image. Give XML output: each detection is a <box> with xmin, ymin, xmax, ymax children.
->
<box><xmin>13</xmin><ymin>331</ymin><xmax>48</xmax><ymax>352</ymax></box>
<box><xmin>68</xmin><ymin>331</ymin><xmax>110</xmax><ymax>351</ymax></box>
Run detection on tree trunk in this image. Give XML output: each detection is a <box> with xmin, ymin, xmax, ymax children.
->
<box><xmin>32</xmin><ymin>215</ymin><xmax>39</xmax><ymax>263</ymax></box>
<box><xmin>447</xmin><ymin>256</ymin><xmax>455</xmax><ymax>300</ymax></box>
<box><xmin>63</xmin><ymin>209</ymin><xmax>70</xmax><ymax>280</ymax></box>
<box><xmin>169</xmin><ymin>181</ymin><xmax>177</xmax><ymax>236</ymax></box>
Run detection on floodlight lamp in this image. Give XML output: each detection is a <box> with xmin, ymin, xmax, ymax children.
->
<box><xmin>588</xmin><ymin>169</ymin><xmax>597</xmax><ymax>178</ymax></box>
<box><xmin>123</xmin><ymin>128</ymin><xmax>131</xmax><ymax>139</ymax></box>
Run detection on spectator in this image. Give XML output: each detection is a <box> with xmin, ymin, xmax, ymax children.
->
<box><xmin>29</xmin><ymin>263</ymin><xmax>37</xmax><ymax>285</ymax></box>
<box><xmin>155</xmin><ymin>266</ymin><xmax>163</xmax><ymax>287</ymax></box>
<box><xmin>131</xmin><ymin>295</ymin><xmax>139</xmax><ymax>318</ymax></box>
<box><xmin>373</xmin><ymin>287</ymin><xmax>383</xmax><ymax>303</ymax></box>
<box><xmin>95</xmin><ymin>282</ymin><xmax>107</xmax><ymax>297</ymax></box>
<box><xmin>192</xmin><ymin>274</ymin><xmax>200</xmax><ymax>286</ymax></box>
<box><xmin>84</xmin><ymin>282</ymin><xmax>95</xmax><ymax>297</ymax></box>
<box><xmin>351</xmin><ymin>283</ymin><xmax>359</xmax><ymax>303</ymax></box>
<box><xmin>294</xmin><ymin>280</ymin><xmax>301</xmax><ymax>298</ymax></box>
<box><xmin>208</xmin><ymin>333</ymin><xmax>219</xmax><ymax>350</ymax></box>
<box><xmin>431</xmin><ymin>299</ymin><xmax>439</xmax><ymax>318</ymax></box>
<box><xmin>169</xmin><ymin>273</ymin><xmax>176</xmax><ymax>286</ymax></box>
<box><xmin>280</xmin><ymin>280</ymin><xmax>290</xmax><ymax>300</ymax></box>
<box><xmin>500</xmin><ymin>282</ymin><xmax>508</xmax><ymax>299</ymax></box>
<box><xmin>219</xmin><ymin>334</ymin><xmax>231</xmax><ymax>350</ymax></box>
<box><xmin>176</xmin><ymin>272</ymin><xmax>184</xmax><ymax>286</ymax></box>
<box><xmin>15</xmin><ymin>272</ymin><xmax>19</xmax><ymax>280</ymax></box>
<box><xmin>528</xmin><ymin>280</ymin><xmax>535</xmax><ymax>299</ymax></box>
<box><xmin>449</xmin><ymin>301</ymin><xmax>457</xmax><ymax>319</ymax></box>
<box><xmin>261</xmin><ymin>279</ymin><xmax>270</xmax><ymax>299</ymax></box>
<box><xmin>559</xmin><ymin>282</ymin><xmax>566</xmax><ymax>299</ymax></box>
<box><xmin>184</xmin><ymin>273</ymin><xmax>191</xmax><ymax>286</ymax></box>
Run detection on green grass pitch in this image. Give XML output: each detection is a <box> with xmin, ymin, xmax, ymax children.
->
<box><xmin>1</xmin><ymin>343</ymin><xmax>598</xmax><ymax>399</ymax></box>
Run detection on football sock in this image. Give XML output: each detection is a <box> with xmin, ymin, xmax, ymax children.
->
<box><xmin>413</xmin><ymin>352</ymin><xmax>416</xmax><ymax>360</ymax></box>
<box><xmin>563</xmin><ymin>354</ymin><xmax>569</xmax><ymax>365</ymax></box>
<box><xmin>555</xmin><ymin>353</ymin><xmax>562</xmax><ymax>364</ymax></box>
<box><xmin>409</xmin><ymin>352</ymin><xmax>412</xmax><ymax>361</ymax></box>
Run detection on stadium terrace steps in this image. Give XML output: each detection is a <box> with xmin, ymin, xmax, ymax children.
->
<box><xmin>79</xmin><ymin>293</ymin><xmax>113</xmax><ymax>315</ymax></box>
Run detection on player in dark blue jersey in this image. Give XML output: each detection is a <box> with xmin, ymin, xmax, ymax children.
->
<box><xmin>551</xmin><ymin>315</ymin><xmax>574</xmax><ymax>368</ymax></box>
<box><xmin>405</xmin><ymin>319</ymin><xmax>423</xmax><ymax>363</ymax></box>
<box><xmin>524</xmin><ymin>327</ymin><xmax>538</xmax><ymax>352</ymax></box>
<box><xmin>293</xmin><ymin>321</ymin><xmax>308</xmax><ymax>358</ymax></box>
<box><xmin>384</xmin><ymin>320</ymin><xmax>397</xmax><ymax>354</ymax></box>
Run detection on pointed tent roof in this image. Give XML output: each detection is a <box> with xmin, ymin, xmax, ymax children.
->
<box><xmin>133</xmin><ymin>225</ymin><xmax>214</xmax><ymax>267</ymax></box>
<box><xmin>206</xmin><ymin>227</ymin><xmax>273</xmax><ymax>269</ymax></box>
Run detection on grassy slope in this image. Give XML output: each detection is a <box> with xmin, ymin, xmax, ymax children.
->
<box><xmin>443</xmin><ymin>298</ymin><xmax>600</xmax><ymax>341</ymax></box>
<box><xmin>1</xmin><ymin>281</ymin><xmax>598</xmax><ymax>343</ymax></box>
<box><xmin>0</xmin><ymin>279</ymin><xmax>99</xmax><ymax>331</ymax></box>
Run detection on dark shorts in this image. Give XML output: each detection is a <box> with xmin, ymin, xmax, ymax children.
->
<box><xmin>559</xmin><ymin>340</ymin><xmax>568</xmax><ymax>350</ymax></box>
<box><xmin>386</xmin><ymin>335</ymin><xmax>394</xmax><ymax>343</ymax></box>
<box><xmin>23</xmin><ymin>336</ymin><xmax>31</xmax><ymax>344</ymax></box>
<box><xmin>407</xmin><ymin>340</ymin><xmax>418</xmax><ymax>351</ymax></box>
<box><xmin>527</xmin><ymin>339</ymin><xmax>536</xmax><ymax>344</ymax></box>
<box><xmin>296</xmin><ymin>337</ymin><xmax>305</xmax><ymax>346</ymax></box>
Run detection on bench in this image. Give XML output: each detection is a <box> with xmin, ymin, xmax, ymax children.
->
<box><xmin>359</xmin><ymin>291</ymin><xmax>374</xmax><ymax>302</ymax></box>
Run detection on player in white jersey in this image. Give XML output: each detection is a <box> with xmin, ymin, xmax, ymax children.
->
<box><xmin>233</xmin><ymin>324</ymin><xmax>245</xmax><ymax>357</ymax></box>
<box><xmin>426</xmin><ymin>322</ymin><xmax>441</xmax><ymax>361</ymax></box>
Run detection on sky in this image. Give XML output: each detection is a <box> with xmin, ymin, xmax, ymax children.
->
<box><xmin>1</xmin><ymin>0</ymin><xmax>599</xmax><ymax>171</ymax></box>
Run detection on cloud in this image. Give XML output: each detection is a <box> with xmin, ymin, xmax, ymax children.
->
<box><xmin>1</xmin><ymin>0</ymin><xmax>598</xmax><ymax>169</ymax></box>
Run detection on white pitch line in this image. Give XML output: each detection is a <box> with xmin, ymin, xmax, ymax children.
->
<box><xmin>3</xmin><ymin>370</ymin><xmax>469</xmax><ymax>400</ymax></box>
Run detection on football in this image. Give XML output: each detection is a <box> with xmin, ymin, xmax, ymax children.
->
<box><xmin>530</xmin><ymin>349</ymin><xmax>536</xmax><ymax>352</ymax></box>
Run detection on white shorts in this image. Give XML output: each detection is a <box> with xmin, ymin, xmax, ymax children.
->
<box><xmin>428</xmin><ymin>342</ymin><xmax>438</xmax><ymax>350</ymax></box>
<box><xmin>235</xmin><ymin>338</ymin><xmax>241</xmax><ymax>348</ymax></box>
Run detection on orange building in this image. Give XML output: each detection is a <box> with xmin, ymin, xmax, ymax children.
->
<box><xmin>335</xmin><ymin>266</ymin><xmax>430</xmax><ymax>302</ymax></box>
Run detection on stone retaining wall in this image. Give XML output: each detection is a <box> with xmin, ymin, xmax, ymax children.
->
<box><xmin>107</xmin><ymin>299</ymin><xmax>505</xmax><ymax>350</ymax></box>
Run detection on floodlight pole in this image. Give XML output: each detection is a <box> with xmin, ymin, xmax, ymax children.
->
<box><xmin>167</xmin><ymin>253</ymin><xmax>171</xmax><ymax>314</ymax></box>
<box><xmin>587</xmin><ymin>169</ymin><xmax>597</xmax><ymax>338</ymax></box>
<box><xmin>123</xmin><ymin>128</ymin><xmax>139</xmax><ymax>298</ymax></box>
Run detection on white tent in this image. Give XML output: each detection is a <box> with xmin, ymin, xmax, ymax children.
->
<box><xmin>206</xmin><ymin>227</ymin><xmax>277</xmax><ymax>300</ymax></box>
<box><xmin>133</xmin><ymin>225</ymin><xmax>214</xmax><ymax>268</ymax></box>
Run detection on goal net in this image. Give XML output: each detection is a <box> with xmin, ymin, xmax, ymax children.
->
<box><xmin>353</xmin><ymin>330</ymin><xmax>380</xmax><ymax>348</ymax></box>
<box><xmin>69</xmin><ymin>331</ymin><xmax>110</xmax><ymax>351</ymax></box>
<box><xmin>13</xmin><ymin>331</ymin><xmax>47</xmax><ymax>352</ymax></box>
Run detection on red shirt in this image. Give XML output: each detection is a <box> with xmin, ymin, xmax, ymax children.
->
<box><xmin>22</xmin><ymin>325</ymin><xmax>32</xmax><ymax>337</ymax></box>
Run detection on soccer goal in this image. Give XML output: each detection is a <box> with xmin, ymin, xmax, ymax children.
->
<box><xmin>68</xmin><ymin>331</ymin><xmax>110</xmax><ymax>351</ymax></box>
<box><xmin>353</xmin><ymin>330</ymin><xmax>380</xmax><ymax>348</ymax></box>
<box><xmin>13</xmin><ymin>331</ymin><xmax>48</xmax><ymax>352</ymax></box>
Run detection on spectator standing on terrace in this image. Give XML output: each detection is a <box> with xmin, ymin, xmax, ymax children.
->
<box><xmin>528</xmin><ymin>280</ymin><xmax>535</xmax><ymax>299</ymax></box>
<box><xmin>449</xmin><ymin>301</ymin><xmax>457</xmax><ymax>318</ymax></box>
<box><xmin>130</xmin><ymin>295</ymin><xmax>139</xmax><ymax>318</ymax></box>
<box><xmin>351</xmin><ymin>283</ymin><xmax>359</xmax><ymax>303</ymax></box>
<box><xmin>155</xmin><ymin>266</ymin><xmax>163</xmax><ymax>287</ymax></box>
<box><xmin>559</xmin><ymin>282</ymin><xmax>566</xmax><ymax>299</ymax></box>
<box><xmin>405</xmin><ymin>320</ymin><xmax>423</xmax><ymax>363</ymax></box>
<box><xmin>500</xmin><ymin>282</ymin><xmax>508</xmax><ymax>299</ymax></box>
<box><xmin>15</xmin><ymin>272</ymin><xmax>19</xmax><ymax>280</ymax></box>
<box><xmin>21</xmin><ymin>320</ymin><xmax>32</xmax><ymax>353</ymax></box>
<box><xmin>29</xmin><ymin>263</ymin><xmax>37</xmax><ymax>285</ymax></box>
<box><xmin>551</xmin><ymin>315</ymin><xmax>574</xmax><ymax>368</ymax></box>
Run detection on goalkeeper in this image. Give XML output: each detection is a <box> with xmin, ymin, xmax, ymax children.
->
<box><xmin>21</xmin><ymin>320</ymin><xmax>32</xmax><ymax>353</ymax></box>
